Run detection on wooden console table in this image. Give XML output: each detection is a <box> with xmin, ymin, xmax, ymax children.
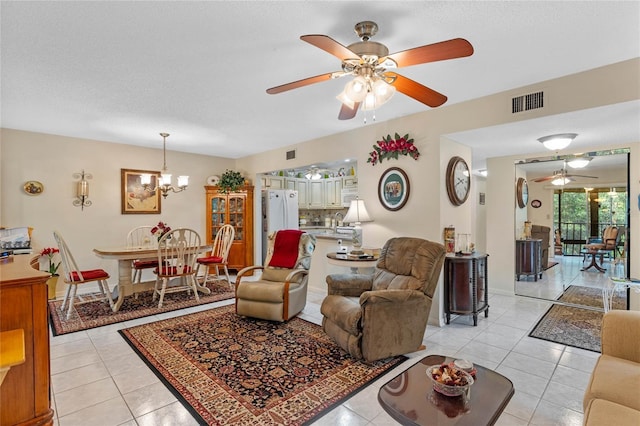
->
<box><xmin>515</xmin><ymin>239</ymin><xmax>542</xmax><ymax>281</ymax></box>
<box><xmin>0</xmin><ymin>255</ymin><xmax>54</xmax><ymax>425</ymax></box>
<box><xmin>443</xmin><ymin>253</ymin><xmax>489</xmax><ymax>326</ymax></box>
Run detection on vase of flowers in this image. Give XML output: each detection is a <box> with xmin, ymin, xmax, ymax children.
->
<box><xmin>151</xmin><ymin>221</ymin><xmax>171</xmax><ymax>242</ymax></box>
<box><xmin>367</xmin><ymin>133</ymin><xmax>420</xmax><ymax>166</ymax></box>
<box><xmin>218</xmin><ymin>169</ymin><xmax>245</xmax><ymax>193</ymax></box>
<box><xmin>40</xmin><ymin>247</ymin><xmax>61</xmax><ymax>299</ymax></box>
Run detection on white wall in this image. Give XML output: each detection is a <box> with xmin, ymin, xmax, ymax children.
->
<box><xmin>1</xmin><ymin>129</ymin><xmax>235</xmax><ymax>295</ymax></box>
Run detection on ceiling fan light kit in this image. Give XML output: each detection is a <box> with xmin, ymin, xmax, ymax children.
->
<box><xmin>537</xmin><ymin>133</ymin><xmax>578</xmax><ymax>151</ymax></box>
<box><xmin>267</xmin><ymin>21</ymin><xmax>473</xmax><ymax>120</ymax></box>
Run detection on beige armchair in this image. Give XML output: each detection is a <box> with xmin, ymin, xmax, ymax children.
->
<box><xmin>583</xmin><ymin>310</ymin><xmax>640</xmax><ymax>425</ymax></box>
<box><xmin>320</xmin><ymin>237</ymin><xmax>446</xmax><ymax>362</ymax></box>
<box><xmin>235</xmin><ymin>230</ymin><xmax>316</xmax><ymax>322</ymax></box>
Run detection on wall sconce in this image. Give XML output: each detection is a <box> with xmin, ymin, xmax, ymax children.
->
<box><xmin>73</xmin><ymin>170</ymin><xmax>92</xmax><ymax>210</ymax></box>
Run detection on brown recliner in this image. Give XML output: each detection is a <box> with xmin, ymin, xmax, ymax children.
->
<box><xmin>235</xmin><ymin>230</ymin><xmax>316</xmax><ymax>322</ymax></box>
<box><xmin>320</xmin><ymin>237</ymin><xmax>446</xmax><ymax>362</ymax></box>
<box><xmin>531</xmin><ymin>225</ymin><xmax>551</xmax><ymax>269</ymax></box>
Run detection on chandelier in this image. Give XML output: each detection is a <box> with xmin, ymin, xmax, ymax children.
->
<box><xmin>141</xmin><ymin>133</ymin><xmax>188</xmax><ymax>198</ymax></box>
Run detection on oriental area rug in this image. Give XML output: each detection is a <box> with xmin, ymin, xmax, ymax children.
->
<box><xmin>49</xmin><ymin>279</ymin><xmax>235</xmax><ymax>336</ymax></box>
<box><xmin>119</xmin><ymin>304</ymin><xmax>407</xmax><ymax>425</ymax></box>
<box><xmin>529</xmin><ymin>285</ymin><xmax>626</xmax><ymax>353</ymax></box>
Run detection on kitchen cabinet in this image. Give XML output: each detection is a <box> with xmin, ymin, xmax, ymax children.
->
<box><xmin>260</xmin><ymin>175</ymin><xmax>356</xmax><ymax>209</ymax></box>
<box><xmin>343</xmin><ymin>176</ymin><xmax>358</xmax><ymax>188</ymax></box>
<box><xmin>443</xmin><ymin>253</ymin><xmax>489</xmax><ymax>326</ymax></box>
<box><xmin>1</xmin><ymin>255</ymin><xmax>54</xmax><ymax>425</ymax></box>
<box><xmin>260</xmin><ymin>176</ymin><xmax>285</xmax><ymax>189</ymax></box>
<box><xmin>205</xmin><ymin>185</ymin><xmax>254</xmax><ymax>272</ymax></box>
<box><xmin>324</xmin><ymin>177</ymin><xmax>343</xmax><ymax>208</ymax></box>
<box><xmin>515</xmin><ymin>239</ymin><xmax>542</xmax><ymax>281</ymax></box>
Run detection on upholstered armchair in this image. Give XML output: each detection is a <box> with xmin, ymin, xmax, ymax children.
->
<box><xmin>586</xmin><ymin>226</ymin><xmax>619</xmax><ymax>257</ymax></box>
<box><xmin>531</xmin><ymin>224</ymin><xmax>551</xmax><ymax>269</ymax></box>
<box><xmin>235</xmin><ymin>230</ymin><xmax>316</xmax><ymax>322</ymax></box>
<box><xmin>320</xmin><ymin>237</ymin><xmax>446</xmax><ymax>362</ymax></box>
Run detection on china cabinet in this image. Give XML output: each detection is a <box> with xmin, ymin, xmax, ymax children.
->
<box><xmin>205</xmin><ymin>185</ymin><xmax>254</xmax><ymax>272</ymax></box>
<box><xmin>443</xmin><ymin>253</ymin><xmax>489</xmax><ymax>326</ymax></box>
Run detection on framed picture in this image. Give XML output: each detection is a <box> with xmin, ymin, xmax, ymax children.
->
<box><xmin>121</xmin><ymin>168</ymin><xmax>161</xmax><ymax>214</ymax></box>
<box><xmin>378</xmin><ymin>167</ymin><xmax>410</xmax><ymax>211</ymax></box>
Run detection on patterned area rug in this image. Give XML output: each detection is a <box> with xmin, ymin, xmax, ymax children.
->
<box><xmin>119</xmin><ymin>304</ymin><xmax>407</xmax><ymax>425</ymax></box>
<box><xmin>558</xmin><ymin>285</ymin><xmax>626</xmax><ymax>309</ymax></box>
<box><xmin>49</xmin><ymin>279</ymin><xmax>235</xmax><ymax>335</ymax></box>
<box><xmin>529</xmin><ymin>286</ymin><xmax>626</xmax><ymax>352</ymax></box>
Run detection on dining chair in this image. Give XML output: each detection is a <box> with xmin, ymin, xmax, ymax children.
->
<box><xmin>196</xmin><ymin>224</ymin><xmax>235</xmax><ymax>288</ymax></box>
<box><xmin>53</xmin><ymin>231</ymin><xmax>114</xmax><ymax>319</ymax></box>
<box><xmin>153</xmin><ymin>228</ymin><xmax>201</xmax><ymax>308</ymax></box>
<box><xmin>126</xmin><ymin>225</ymin><xmax>158</xmax><ymax>286</ymax></box>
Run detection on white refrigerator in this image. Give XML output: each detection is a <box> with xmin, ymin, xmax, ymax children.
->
<box><xmin>262</xmin><ymin>189</ymin><xmax>299</xmax><ymax>260</ymax></box>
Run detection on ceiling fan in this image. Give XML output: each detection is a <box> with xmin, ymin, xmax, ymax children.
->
<box><xmin>532</xmin><ymin>166</ymin><xmax>598</xmax><ymax>185</ymax></box>
<box><xmin>266</xmin><ymin>21</ymin><xmax>474</xmax><ymax>120</ymax></box>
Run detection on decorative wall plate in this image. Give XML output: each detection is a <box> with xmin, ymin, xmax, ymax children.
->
<box><xmin>531</xmin><ymin>199</ymin><xmax>542</xmax><ymax>208</ymax></box>
<box><xmin>206</xmin><ymin>175</ymin><xmax>220</xmax><ymax>186</ymax></box>
<box><xmin>23</xmin><ymin>180</ymin><xmax>44</xmax><ymax>195</ymax></box>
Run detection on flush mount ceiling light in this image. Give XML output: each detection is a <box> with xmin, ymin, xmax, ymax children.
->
<box><xmin>567</xmin><ymin>156</ymin><xmax>592</xmax><ymax>169</ymax></box>
<box><xmin>537</xmin><ymin>133</ymin><xmax>578</xmax><ymax>151</ymax></box>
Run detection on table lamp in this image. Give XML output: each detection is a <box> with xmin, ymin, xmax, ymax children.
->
<box><xmin>343</xmin><ymin>198</ymin><xmax>373</xmax><ymax>255</ymax></box>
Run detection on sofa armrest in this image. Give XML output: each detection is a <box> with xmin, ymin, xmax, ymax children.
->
<box><xmin>601</xmin><ymin>310</ymin><xmax>640</xmax><ymax>363</ymax></box>
<box><xmin>326</xmin><ymin>273</ymin><xmax>373</xmax><ymax>297</ymax></box>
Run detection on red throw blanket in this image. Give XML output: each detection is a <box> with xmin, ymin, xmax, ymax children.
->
<box><xmin>268</xmin><ymin>230</ymin><xmax>304</xmax><ymax>268</ymax></box>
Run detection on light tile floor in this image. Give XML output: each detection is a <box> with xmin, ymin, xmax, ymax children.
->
<box><xmin>49</xmin><ymin>256</ymin><xmax>614</xmax><ymax>425</ymax></box>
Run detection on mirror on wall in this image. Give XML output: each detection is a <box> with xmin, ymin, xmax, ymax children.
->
<box><xmin>514</xmin><ymin>149</ymin><xmax>629</xmax><ymax>303</ymax></box>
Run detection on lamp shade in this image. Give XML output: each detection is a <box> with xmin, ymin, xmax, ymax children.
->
<box><xmin>343</xmin><ymin>199</ymin><xmax>372</xmax><ymax>224</ymax></box>
<box><xmin>344</xmin><ymin>76</ymin><xmax>368</xmax><ymax>102</ymax></box>
<box><xmin>537</xmin><ymin>133</ymin><xmax>577</xmax><ymax>151</ymax></box>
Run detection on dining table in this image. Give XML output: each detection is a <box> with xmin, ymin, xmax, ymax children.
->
<box><xmin>93</xmin><ymin>244</ymin><xmax>212</xmax><ymax>312</ymax></box>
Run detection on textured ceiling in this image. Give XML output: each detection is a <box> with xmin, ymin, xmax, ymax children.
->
<box><xmin>1</xmin><ymin>1</ymin><xmax>639</xmax><ymax>170</ymax></box>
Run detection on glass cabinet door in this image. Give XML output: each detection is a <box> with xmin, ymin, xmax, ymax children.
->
<box><xmin>228</xmin><ymin>195</ymin><xmax>244</xmax><ymax>241</ymax></box>
<box><xmin>210</xmin><ymin>196</ymin><xmax>226</xmax><ymax>240</ymax></box>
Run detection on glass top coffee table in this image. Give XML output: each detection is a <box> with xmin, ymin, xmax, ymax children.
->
<box><xmin>378</xmin><ymin>354</ymin><xmax>514</xmax><ymax>425</ymax></box>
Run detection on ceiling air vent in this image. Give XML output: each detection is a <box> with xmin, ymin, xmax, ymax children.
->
<box><xmin>286</xmin><ymin>149</ymin><xmax>296</xmax><ymax>160</ymax></box>
<box><xmin>512</xmin><ymin>91</ymin><xmax>544</xmax><ymax>114</ymax></box>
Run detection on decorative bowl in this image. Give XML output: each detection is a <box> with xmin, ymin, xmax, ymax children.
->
<box><xmin>426</xmin><ymin>363</ymin><xmax>474</xmax><ymax>397</ymax></box>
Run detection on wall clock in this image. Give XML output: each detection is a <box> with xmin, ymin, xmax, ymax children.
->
<box><xmin>516</xmin><ymin>177</ymin><xmax>529</xmax><ymax>209</ymax></box>
<box><xmin>445</xmin><ymin>156</ymin><xmax>470</xmax><ymax>206</ymax></box>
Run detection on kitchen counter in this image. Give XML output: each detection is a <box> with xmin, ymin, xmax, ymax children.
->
<box><xmin>301</xmin><ymin>226</ymin><xmax>354</xmax><ymax>241</ymax></box>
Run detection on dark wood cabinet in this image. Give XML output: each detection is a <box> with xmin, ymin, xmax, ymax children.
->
<box><xmin>205</xmin><ymin>185</ymin><xmax>254</xmax><ymax>272</ymax></box>
<box><xmin>443</xmin><ymin>253</ymin><xmax>489</xmax><ymax>326</ymax></box>
<box><xmin>0</xmin><ymin>256</ymin><xmax>54</xmax><ymax>425</ymax></box>
<box><xmin>515</xmin><ymin>239</ymin><xmax>542</xmax><ymax>281</ymax></box>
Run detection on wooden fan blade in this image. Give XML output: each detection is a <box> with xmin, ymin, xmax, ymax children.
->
<box><xmin>387</xmin><ymin>73</ymin><xmax>447</xmax><ymax>107</ymax></box>
<box><xmin>266</xmin><ymin>72</ymin><xmax>335</xmax><ymax>94</ymax></box>
<box><xmin>567</xmin><ymin>174</ymin><xmax>598</xmax><ymax>179</ymax></box>
<box><xmin>301</xmin><ymin>35</ymin><xmax>358</xmax><ymax>61</ymax></box>
<box><xmin>338</xmin><ymin>102</ymin><xmax>360</xmax><ymax>120</ymax></box>
<box><xmin>384</xmin><ymin>38</ymin><xmax>474</xmax><ymax>68</ymax></box>
<box><xmin>532</xmin><ymin>176</ymin><xmax>557</xmax><ymax>183</ymax></box>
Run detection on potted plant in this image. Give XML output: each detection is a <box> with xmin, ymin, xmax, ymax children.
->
<box><xmin>218</xmin><ymin>169</ymin><xmax>245</xmax><ymax>193</ymax></box>
<box><xmin>40</xmin><ymin>247</ymin><xmax>61</xmax><ymax>299</ymax></box>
